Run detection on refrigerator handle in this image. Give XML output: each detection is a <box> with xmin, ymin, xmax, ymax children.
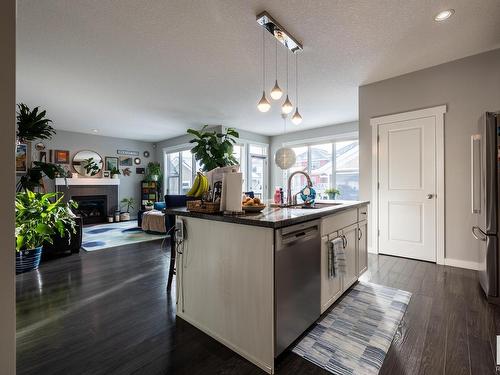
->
<box><xmin>471</xmin><ymin>134</ymin><xmax>481</xmax><ymax>214</ymax></box>
<box><xmin>472</xmin><ymin>226</ymin><xmax>487</xmax><ymax>241</ymax></box>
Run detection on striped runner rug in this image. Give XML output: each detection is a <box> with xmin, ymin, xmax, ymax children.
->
<box><xmin>292</xmin><ymin>282</ymin><xmax>411</xmax><ymax>375</ymax></box>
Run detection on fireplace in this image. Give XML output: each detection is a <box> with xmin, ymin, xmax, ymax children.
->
<box><xmin>72</xmin><ymin>195</ymin><xmax>107</xmax><ymax>224</ymax></box>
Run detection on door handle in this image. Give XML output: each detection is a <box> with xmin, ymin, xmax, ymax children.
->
<box><xmin>472</xmin><ymin>226</ymin><xmax>487</xmax><ymax>241</ymax></box>
<box><xmin>426</xmin><ymin>194</ymin><xmax>434</xmax><ymax>199</ymax></box>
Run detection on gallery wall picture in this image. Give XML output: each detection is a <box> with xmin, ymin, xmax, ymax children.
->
<box><xmin>122</xmin><ymin>167</ymin><xmax>131</xmax><ymax>176</ymax></box>
<box><xmin>103</xmin><ymin>171</ymin><xmax>110</xmax><ymax>178</ymax></box>
<box><xmin>119</xmin><ymin>156</ymin><xmax>133</xmax><ymax>166</ymax></box>
<box><xmin>105</xmin><ymin>156</ymin><xmax>119</xmax><ymax>171</ymax></box>
<box><xmin>134</xmin><ymin>157</ymin><xmax>141</xmax><ymax>165</ymax></box>
<box><xmin>54</xmin><ymin>150</ymin><xmax>70</xmax><ymax>164</ymax></box>
<box><xmin>136</xmin><ymin>167</ymin><xmax>145</xmax><ymax>174</ymax></box>
<box><xmin>16</xmin><ymin>143</ymin><xmax>29</xmax><ymax>173</ymax></box>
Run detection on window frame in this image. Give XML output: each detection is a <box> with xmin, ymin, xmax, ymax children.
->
<box><xmin>281</xmin><ymin>132</ymin><xmax>359</xmax><ymax>200</ymax></box>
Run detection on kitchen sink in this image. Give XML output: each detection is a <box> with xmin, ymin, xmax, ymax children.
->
<box><xmin>283</xmin><ymin>202</ymin><xmax>343</xmax><ymax>209</ymax></box>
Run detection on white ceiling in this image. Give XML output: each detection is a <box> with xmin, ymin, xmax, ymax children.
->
<box><xmin>17</xmin><ymin>0</ymin><xmax>500</xmax><ymax>141</ymax></box>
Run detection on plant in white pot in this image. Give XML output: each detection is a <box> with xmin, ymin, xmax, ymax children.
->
<box><xmin>120</xmin><ymin>197</ymin><xmax>135</xmax><ymax>221</ymax></box>
<box><xmin>15</xmin><ymin>191</ymin><xmax>77</xmax><ymax>273</ymax></box>
<box><xmin>110</xmin><ymin>167</ymin><xmax>121</xmax><ymax>179</ymax></box>
<box><xmin>145</xmin><ymin>201</ymin><xmax>154</xmax><ymax>211</ymax></box>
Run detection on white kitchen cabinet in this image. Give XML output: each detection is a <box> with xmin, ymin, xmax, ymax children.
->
<box><xmin>320</xmin><ymin>233</ymin><xmax>342</xmax><ymax>314</ymax></box>
<box><xmin>358</xmin><ymin>220</ymin><xmax>368</xmax><ymax>275</ymax></box>
<box><xmin>340</xmin><ymin>223</ymin><xmax>358</xmax><ymax>291</ymax></box>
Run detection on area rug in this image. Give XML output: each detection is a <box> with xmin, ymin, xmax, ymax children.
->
<box><xmin>82</xmin><ymin>221</ymin><xmax>167</xmax><ymax>251</ymax></box>
<box><xmin>292</xmin><ymin>282</ymin><xmax>411</xmax><ymax>375</ymax></box>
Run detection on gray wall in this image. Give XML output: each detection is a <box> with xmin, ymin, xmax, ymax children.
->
<box><xmin>359</xmin><ymin>48</ymin><xmax>500</xmax><ymax>265</ymax></box>
<box><xmin>31</xmin><ymin>130</ymin><xmax>155</xmax><ymax>217</ymax></box>
<box><xmin>269</xmin><ymin>121</ymin><xmax>358</xmax><ymax>196</ymax></box>
<box><xmin>1</xmin><ymin>0</ymin><xmax>16</xmax><ymax>373</ymax></box>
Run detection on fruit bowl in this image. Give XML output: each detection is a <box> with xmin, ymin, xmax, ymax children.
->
<box><xmin>242</xmin><ymin>204</ymin><xmax>266</xmax><ymax>213</ymax></box>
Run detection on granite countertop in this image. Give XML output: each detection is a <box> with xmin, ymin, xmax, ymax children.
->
<box><xmin>166</xmin><ymin>200</ymin><xmax>369</xmax><ymax>229</ymax></box>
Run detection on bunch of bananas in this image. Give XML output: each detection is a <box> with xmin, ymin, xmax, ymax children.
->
<box><xmin>186</xmin><ymin>172</ymin><xmax>209</xmax><ymax>198</ymax></box>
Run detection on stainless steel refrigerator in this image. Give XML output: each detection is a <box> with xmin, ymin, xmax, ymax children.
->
<box><xmin>471</xmin><ymin>111</ymin><xmax>500</xmax><ymax>301</ymax></box>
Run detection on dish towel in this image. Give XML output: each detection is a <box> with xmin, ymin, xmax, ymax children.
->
<box><xmin>328</xmin><ymin>237</ymin><xmax>346</xmax><ymax>278</ymax></box>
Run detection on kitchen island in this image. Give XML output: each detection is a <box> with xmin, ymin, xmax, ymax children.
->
<box><xmin>166</xmin><ymin>200</ymin><xmax>369</xmax><ymax>374</ymax></box>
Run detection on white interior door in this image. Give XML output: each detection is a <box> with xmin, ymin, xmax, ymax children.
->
<box><xmin>378</xmin><ymin>116</ymin><xmax>437</xmax><ymax>262</ymax></box>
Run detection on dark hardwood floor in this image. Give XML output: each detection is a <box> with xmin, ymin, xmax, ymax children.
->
<box><xmin>17</xmin><ymin>242</ymin><xmax>497</xmax><ymax>374</ymax></box>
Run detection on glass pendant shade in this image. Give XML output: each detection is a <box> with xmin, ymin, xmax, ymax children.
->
<box><xmin>270</xmin><ymin>80</ymin><xmax>283</xmax><ymax>100</ymax></box>
<box><xmin>291</xmin><ymin>108</ymin><xmax>303</xmax><ymax>125</ymax></box>
<box><xmin>275</xmin><ymin>147</ymin><xmax>296</xmax><ymax>170</ymax></box>
<box><xmin>281</xmin><ymin>95</ymin><xmax>293</xmax><ymax>114</ymax></box>
<box><xmin>257</xmin><ymin>91</ymin><xmax>271</xmax><ymax>112</ymax></box>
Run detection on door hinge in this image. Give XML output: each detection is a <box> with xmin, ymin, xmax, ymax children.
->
<box><xmin>377</xmin><ymin>182</ymin><xmax>380</xmax><ymax>190</ymax></box>
<box><xmin>377</xmin><ymin>135</ymin><xmax>380</xmax><ymax>143</ymax></box>
<box><xmin>378</xmin><ymin>229</ymin><xmax>380</xmax><ymax>236</ymax></box>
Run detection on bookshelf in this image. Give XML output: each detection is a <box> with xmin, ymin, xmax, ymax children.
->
<box><xmin>141</xmin><ymin>180</ymin><xmax>159</xmax><ymax>209</ymax></box>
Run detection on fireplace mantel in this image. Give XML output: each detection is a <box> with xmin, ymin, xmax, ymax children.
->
<box><xmin>55</xmin><ymin>178</ymin><xmax>120</xmax><ymax>186</ymax></box>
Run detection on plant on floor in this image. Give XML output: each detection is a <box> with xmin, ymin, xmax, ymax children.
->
<box><xmin>83</xmin><ymin>157</ymin><xmax>100</xmax><ymax>176</ymax></box>
<box><xmin>187</xmin><ymin>126</ymin><xmax>239</xmax><ymax>172</ymax></box>
<box><xmin>16</xmin><ymin>103</ymin><xmax>56</xmax><ymax>143</ymax></box>
<box><xmin>121</xmin><ymin>197</ymin><xmax>135</xmax><ymax>213</ymax></box>
<box><xmin>324</xmin><ymin>187</ymin><xmax>341</xmax><ymax>200</ymax></box>
<box><xmin>15</xmin><ymin>190</ymin><xmax>77</xmax><ymax>252</ymax></box>
<box><xmin>16</xmin><ymin>161</ymin><xmax>67</xmax><ymax>192</ymax></box>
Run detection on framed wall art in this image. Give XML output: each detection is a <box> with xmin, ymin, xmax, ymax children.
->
<box><xmin>119</xmin><ymin>156</ymin><xmax>133</xmax><ymax>166</ymax></box>
<box><xmin>54</xmin><ymin>150</ymin><xmax>70</xmax><ymax>164</ymax></box>
<box><xmin>16</xmin><ymin>143</ymin><xmax>29</xmax><ymax>173</ymax></box>
<box><xmin>105</xmin><ymin>156</ymin><xmax>119</xmax><ymax>171</ymax></box>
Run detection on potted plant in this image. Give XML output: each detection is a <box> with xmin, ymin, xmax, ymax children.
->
<box><xmin>146</xmin><ymin>162</ymin><xmax>162</xmax><ymax>182</ymax></box>
<box><xmin>16</xmin><ymin>161</ymin><xmax>67</xmax><ymax>192</ymax></box>
<box><xmin>16</xmin><ymin>103</ymin><xmax>56</xmax><ymax>143</ymax></box>
<box><xmin>110</xmin><ymin>167</ymin><xmax>121</xmax><ymax>179</ymax></box>
<box><xmin>15</xmin><ymin>190</ymin><xmax>77</xmax><ymax>273</ymax></box>
<box><xmin>324</xmin><ymin>187</ymin><xmax>341</xmax><ymax>200</ymax></box>
<box><xmin>187</xmin><ymin>126</ymin><xmax>239</xmax><ymax>172</ymax></box>
<box><xmin>145</xmin><ymin>201</ymin><xmax>154</xmax><ymax>211</ymax></box>
<box><xmin>120</xmin><ymin>197</ymin><xmax>135</xmax><ymax>221</ymax></box>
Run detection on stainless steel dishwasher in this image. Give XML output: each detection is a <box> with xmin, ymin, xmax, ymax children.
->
<box><xmin>275</xmin><ymin>220</ymin><xmax>321</xmax><ymax>356</ymax></box>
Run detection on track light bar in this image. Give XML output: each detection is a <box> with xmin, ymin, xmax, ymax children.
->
<box><xmin>256</xmin><ymin>11</ymin><xmax>303</xmax><ymax>53</ymax></box>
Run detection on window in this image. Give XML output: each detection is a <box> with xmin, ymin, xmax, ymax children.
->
<box><xmin>283</xmin><ymin>139</ymin><xmax>359</xmax><ymax>201</ymax></box>
<box><xmin>165</xmin><ymin>149</ymin><xmax>198</xmax><ymax>195</ymax></box>
<box><xmin>164</xmin><ymin>142</ymin><xmax>269</xmax><ymax>199</ymax></box>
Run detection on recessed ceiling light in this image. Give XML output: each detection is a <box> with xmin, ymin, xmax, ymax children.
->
<box><xmin>434</xmin><ymin>9</ymin><xmax>455</xmax><ymax>22</ymax></box>
<box><xmin>92</xmin><ymin>129</ymin><xmax>99</xmax><ymax>133</ymax></box>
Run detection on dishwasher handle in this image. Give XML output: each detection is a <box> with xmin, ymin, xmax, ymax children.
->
<box><xmin>279</xmin><ymin>225</ymin><xmax>319</xmax><ymax>248</ymax></box>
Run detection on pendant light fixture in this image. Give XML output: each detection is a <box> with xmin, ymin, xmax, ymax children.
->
<box><xmin>291</xmin><ymin>53</ymin><xmax>303</xmax><ymax>125</ymax></box>
<box><xmin>257</xmin><ymin>26</ymin><xmax>271</xmax><ymax>112</ymax></box>
<box><xmin>270</xmin><ymin>40</ymin><xmax>283</xmax><ymax>100</ymax></box>
<box><xmin>275</xmin><ymin>114</ymin><xmax>296</xmax><ymax>170</ymax></box>
<box><xmin>281</xmin><ymin>50</ymin><xmax>293</xmax><ymax>114</ymax></box>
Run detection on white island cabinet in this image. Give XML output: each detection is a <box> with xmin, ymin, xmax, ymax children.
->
<box><xmin>169</xmin><ymin>201</ymin><xmax>369</xmax><ymax>374</ymax></box>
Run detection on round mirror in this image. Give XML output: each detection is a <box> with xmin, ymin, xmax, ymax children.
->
<box><xmin>72</xmin><ymin>150</ymin><xmax>103</xmax><ymax>177</ymax></box>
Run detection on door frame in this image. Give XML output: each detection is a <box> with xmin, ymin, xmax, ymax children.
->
<box><xmin>370</xmin><ymin>105</ymin><xmax>446</xmax><ymax>264</ymax></box>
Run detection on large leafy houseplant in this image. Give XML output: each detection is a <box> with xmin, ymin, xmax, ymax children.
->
<box><xmin>146</xmin><ymin>162</ymin><xmax>162</xmax><ymax>181</ymax></box>
<box><xmin>187</xmin><ymin>126</ymin><xmax>239</xmax><ymax>172</ymax></box>
<box><xmin>15</xmin><ymin>191</ymin><xmax>77</xmax><ymax>252</ymax></box>
<box><xmin>16</xmin><ymin>161</ymin><xmax>67</xmax><ymax>192</ymax></box>
<box><xmin>16</xmin><ymin>103</ymin><xmax>56</xmax><ymax>142</ymax></box>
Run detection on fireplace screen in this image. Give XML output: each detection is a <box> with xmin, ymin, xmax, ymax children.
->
<box><xmin>72</xmin><ymin>195</ymin><xmax>107</xmax><ymax>224</ymax></box>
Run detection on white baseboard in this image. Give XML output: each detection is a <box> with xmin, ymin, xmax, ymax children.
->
<box><xmin>444</xmin><ymin>258</ymin><xmax>479</xmax><ymax>271</ymax></box>
<box><xmin>367</xmin><ymin>246</ymin><xmax>377</xmax><ymax>254</ymax></box>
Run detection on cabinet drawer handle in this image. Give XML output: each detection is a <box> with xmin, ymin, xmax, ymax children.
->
<box><xmin>358</xmin><ymin>228</ymin><xmax>362</xmax><ymax>241</ymax></box>
<box><xmin>342</xmin><ymin>235</ymin><xmax>347</xmax><ymax>249</ymax></box>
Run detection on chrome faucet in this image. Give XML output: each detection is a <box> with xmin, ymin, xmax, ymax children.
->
<box><xmin>286</xmin><ymin>171</ymin><xmax>313</xmax><ymax>206</ymax></box>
